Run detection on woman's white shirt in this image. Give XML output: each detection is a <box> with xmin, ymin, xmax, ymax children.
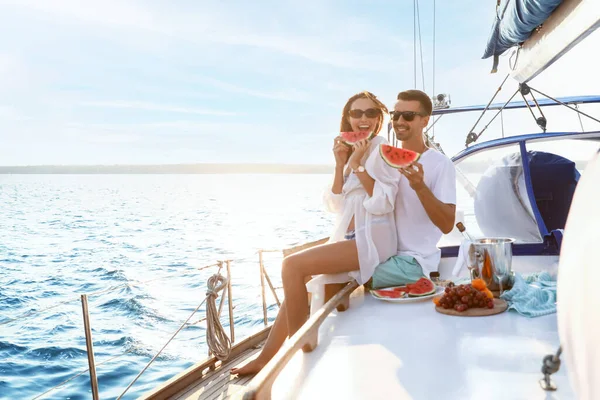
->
<box><xmin>307</xmin><ymin>135</ymin><xmax>400</xmax><ymax>307</ymax></box>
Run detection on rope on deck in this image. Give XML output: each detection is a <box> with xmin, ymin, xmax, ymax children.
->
<box><xmin>205</xmin><ymin>273</ymin><xmax>232</xmax><ymax>361</ymax></box>
<box><xmin>117</xmin><ymin>270</ymin><xmax>232</xmax><ymax>399</ymax></box>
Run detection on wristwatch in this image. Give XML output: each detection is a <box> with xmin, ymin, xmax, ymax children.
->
<box><xmin>352</xmin><ymin>165</ymin><xmax>365</xmax><ymax>173</ymax></box>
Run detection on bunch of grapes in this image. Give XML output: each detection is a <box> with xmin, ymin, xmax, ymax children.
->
<box><xmin>437</xmin><ymin>283</ymin><xmax>494</xmax><ymax>312</ymax></box>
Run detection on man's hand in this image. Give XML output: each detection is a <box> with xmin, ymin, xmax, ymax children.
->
<box><xmin>400</xmin><ymin>161</ymin><xmax>456</xmax><ymax>233</ymax></box>
<box><xmin>348</xmin><ymin>139</ymin><xmax>370</xmax><ymax>170</ymax></box>
<box><xmin>399</xmin><ymin>162</ymin><xmax>426</xmax><ymax>191</ymax></box>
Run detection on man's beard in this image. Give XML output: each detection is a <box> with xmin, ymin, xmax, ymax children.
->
<box><xmin>393</xmin><ymin>124</ymin><xmax>411</xmax><ymax>141</ymax></box>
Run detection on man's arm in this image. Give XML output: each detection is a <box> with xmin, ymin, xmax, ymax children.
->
<box><xmin>414</xmin><ymin>186</ymin><xmax>456</xmax><ymax>234</ymax></box>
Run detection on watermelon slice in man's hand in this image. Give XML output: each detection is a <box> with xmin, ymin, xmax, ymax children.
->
<box><xmin>379</xmin><ymin>144</ymin><xmax>421</xmax><ymax>169</ymax></box>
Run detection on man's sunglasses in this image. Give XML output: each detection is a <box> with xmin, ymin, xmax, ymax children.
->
<box><xmin>390</xmin><ymin>111</ymin><xmax>425</xmax><ymax>122</ymax></box>
<box><xmin>348</xmin><ymin>108</ymin><xmax>380</xmax><ymax>119</ymax></box>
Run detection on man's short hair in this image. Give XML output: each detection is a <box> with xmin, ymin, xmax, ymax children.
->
<box><xmin>397</xmin><ymin>90</ymin><xmax>432</xmax><ymax>116</ymax></box>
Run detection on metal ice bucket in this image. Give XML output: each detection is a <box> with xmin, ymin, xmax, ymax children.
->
<box><xmin>468</xmin><ymin>238</ymin><xmax>515</xmax><ymax>292</ymax></box>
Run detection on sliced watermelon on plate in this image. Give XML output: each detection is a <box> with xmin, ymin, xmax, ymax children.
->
<box><xmin>379</xmin><ymin>144</ymin><xmax>420</xmax><ymax>169</ymax></box>
<box><xmin>372</xmin><ymin>289</ymin><xmax>406</xmax><ymax>299</ymax></box>
<box><xmin>406</xmin><ymin>277</ymin><xmax>436</xmax><ymax>297</ymax></box>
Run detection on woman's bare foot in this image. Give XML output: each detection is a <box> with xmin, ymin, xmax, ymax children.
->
<box><xmin>230</xmin><ymin>357</ymin><xmax>267</xmax><ymax>376</ymax></box>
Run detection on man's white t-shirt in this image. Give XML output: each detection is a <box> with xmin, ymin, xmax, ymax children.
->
<box><xmin>394</xmin><ymin>148</ymin><xmax>457</xmax><ymax>276</ymax></box>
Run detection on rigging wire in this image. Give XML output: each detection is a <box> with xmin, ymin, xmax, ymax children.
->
<box><xmin>464</xmin><ymin>73</ymin><xmax>511</xmax><ymax>145</ymax></box>
<box><xmin>117</xmin><ymin>297</ymin><xmax>209</xmax><ymax>399</ymax></box>
<box><xmin>416</xmin><ymin>0</ymin><xmax>426</xmax><ymax>92</ymax></box>
<box><xmin>432</xmin><ymin>0</ymin><xmax>436</xmax><ymax>100</ymax></box>
<box><xmin>425</xmin><ymin>115</ymin><xmax>443</xmax><ymax>134</ymax></box>
<box><xmin>520</xmin><ymin>91</ymin><xmax>540</xmax><ymax>126</ymax></box>
<box><xmin>528</xmin><ymin>87</ymin><xmax>600</xmax><ymax>125</ymax></box>
<box><xmin>413</xmin><ymin>0</ymin><xmax>417</xmax><ymax>88</ymax></box>
<box><xmin>575</xmin><ymin>104</ymin><xmax>585</xmax><ymax>132</ymax></box>
<box><xmin>0</xmin><ymin>263</ymin><xmax>223</xmax><ymax>326</ymax></box>
<box><xmin>469</xmin><ymin>88</ymin><xmax>520</xmax><ymax>146</ymax></box>
<box><xmin>118</xmin><ymin>269</ymin><xmax>231</xmax><ymax>400</ymax></box>
<box><xmin>432</xmin><ymin>0</ymin><xmax>436</xmax><ymax>139</ymax></box>
<box><xmin>0</xmin><ymin>296</ymin><xmax>81</xmax><ymax>327</ymax></box>
<box><xmin>32</xmin><ymin>349</ymin><xmax>136</xmax><ymax>400</ymax></box>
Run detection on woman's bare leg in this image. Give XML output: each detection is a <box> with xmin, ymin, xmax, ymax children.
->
<box><xmin>230</xmin><ymin>300</ymin><xmax>289</xmax><ymax>375</ymax></box>
<box><xmin>231</xmin><ymin>239</ymin><xmax>359</xmax><ymax>375</ymax></box>
<box><xmin>282</xmin><ymin>239</ymin><xmax>359</xmax><ymax>337</ymax></box>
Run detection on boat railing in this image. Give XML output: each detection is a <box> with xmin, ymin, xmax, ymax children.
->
<box><xmin>256</xmin><ymin>237</ymin><xmax>330</xmax><ymax>326</ymax></box>
<box><xmin>241</xmin><ymin>280</ymin><xmax>359</xmax><ymax>400</ymax></box>
<box><xmin>3</xmin><ymin>260</ymin><xmax>240</xmax><ymax>400</ymax></box>
<box><xmin>2</xmin><ymin>237</ymin><xmax>333</xmax><ymax>399</ymax></box>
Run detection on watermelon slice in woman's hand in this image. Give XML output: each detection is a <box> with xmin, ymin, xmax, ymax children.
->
<box><xmin>379</xmin><ymin>144</ymin><xmax>421</xmax><ymax>169</ymax></box>
<box><xmin>340</xmin><ymin>131</ymin><xmax>374</xmax><ymax>146</ymax></box>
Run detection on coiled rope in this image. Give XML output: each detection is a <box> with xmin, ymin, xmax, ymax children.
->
<box><xmin>118</xmin><ymin>271</ymin><xmax>232</xmax><ymax>399</ymax></box>
<box><xmin>205</xmin><ymin>273</ymin><xmax>231</xmax><ymax>361</ymax></box>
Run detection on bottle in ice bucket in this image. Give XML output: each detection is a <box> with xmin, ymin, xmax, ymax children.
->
<box><xmin>456</xmin><ymin>222</ymin><xmax>473</xmax><ymax>242</ymax></box>
<box><xmin>456</xmin><ymin>221</ymin><xmax>515</xmax><ymax>295</ymax></box>
<box><xmin>455</xmin><ymin>222</ymin><xmax>480</xmax><ymax>280</ymax></box>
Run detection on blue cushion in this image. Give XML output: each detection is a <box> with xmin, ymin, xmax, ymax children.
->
<box><xmin>528</xmin><ymin>151</ymin><xmax>580</xmax><ymax>232</ymax></box>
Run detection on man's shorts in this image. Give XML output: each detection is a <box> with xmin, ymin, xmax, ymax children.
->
<box><xmin>367</xmin><ymin>255</ymin><xmax>426</xmax><ymax>290</ymax></box>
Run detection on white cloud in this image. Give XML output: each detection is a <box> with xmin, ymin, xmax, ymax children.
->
<box><xmin>194</xmin><ymin>77</ymin><xmax>311</xmax><ymax>103</ymax></box>
<box><xmin>0</xmin><ymin>54</ymin><xmax>31</xmax><ymax>91</ymax></box>
<box><xmin>1</xmin><ymin>0</ymin><xmax>406</xmax><ymax>71</ymax></box>
<box><xmin>0</xmin><ymin>0</ymin><xmax>160</xmax><ymax>32</ymax></box>
<box><xmin>0</xmin><ymin>0</ymin><xmax>597</xmax><ymax>165</ymax></box>
<box><xmin>79</xmin><ymin>101</ymin><xmax>238</xmax><ymax>116</ymax></box>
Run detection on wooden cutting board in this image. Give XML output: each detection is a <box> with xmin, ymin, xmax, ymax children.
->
<box><xmin>435</xmin><ymin>298</ymin><xmax>508</xmax><ymax>317</ymax></box>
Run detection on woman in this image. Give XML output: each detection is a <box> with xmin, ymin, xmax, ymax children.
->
<box><xmin>231</xmin><ymin>91</ymin><xmax>400</xmax><ymax>376</ymax></box>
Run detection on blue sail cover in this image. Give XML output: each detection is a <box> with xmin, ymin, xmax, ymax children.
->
<box><xmin>482</xmin><ymin>0</ymin><xmax>563</xmax><ymax>62</ymax></box>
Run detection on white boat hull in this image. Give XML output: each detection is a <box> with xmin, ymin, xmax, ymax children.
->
<box><xmin>557</xmin><ymin>150</ymin><xmax>600</xmax><ymax>400</ymax></box>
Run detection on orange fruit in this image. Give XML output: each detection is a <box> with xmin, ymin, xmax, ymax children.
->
<box><xmin>471</xmin><ymin>278</ymin><xmax>487</xmax><ymax>291</ymax></box>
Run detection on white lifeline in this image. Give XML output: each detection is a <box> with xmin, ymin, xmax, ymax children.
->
<box><xmin>307</xmin><ymin>135</ymin><xmax>400</xmax><ymax>309</ymax></box>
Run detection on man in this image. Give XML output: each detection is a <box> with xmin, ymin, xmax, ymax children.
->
<box><xmin>369</xmin><ymin>89</ymin><xmax>457</xmax><ymax>288</ymax></box>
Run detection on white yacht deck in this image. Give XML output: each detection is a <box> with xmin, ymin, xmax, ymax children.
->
<box><xmin>268</xmin><ymin>285</ymin><xmax>571</xmax><ymax>400</ymax></box>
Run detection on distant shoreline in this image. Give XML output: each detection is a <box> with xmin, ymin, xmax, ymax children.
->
<box><xmin>0</xmin><ymin>163</ymin><xmax>335</xmax><ymax>174</ymax></box>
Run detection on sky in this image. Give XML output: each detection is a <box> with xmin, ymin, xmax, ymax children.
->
<box><xmin>0</xmin><ymin>0</ymin><xmax>599</xmax><ymax>166</ymax></box>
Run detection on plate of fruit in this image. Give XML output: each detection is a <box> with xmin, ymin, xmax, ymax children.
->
<box><xmin>433</xmin><ymin>278</ymin><xmax>508</xmax><ymax>316</ymax></box>
<box><xmin>371</xmin><ymin>277</ymin><xmax>444</xmax><ymax>303</ymax></box>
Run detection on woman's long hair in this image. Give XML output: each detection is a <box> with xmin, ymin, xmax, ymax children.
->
<box><xmin>339</xmin><ymin>91</ymin><xmax>388</xmax><ymax>136</ymax></box>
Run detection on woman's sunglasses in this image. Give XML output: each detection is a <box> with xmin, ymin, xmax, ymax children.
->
<box><xmin>348</xmin><ymin>108</ymin><xmax>380</xmax><ymax>119</ymax></box>
<box><xmin>390</xmin><ymin>111</ymin><xmax>425</xmax><ymax>122</ymax></box>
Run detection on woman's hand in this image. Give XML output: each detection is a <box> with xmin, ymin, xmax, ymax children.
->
<box><xmin>333</xmin><ymin>136</ymin><xmax>351</xmax><ymax>167</ymax></box>
<box><xmin>347</xmin><ymin>139</ymin><xmax>370</xmax><ymax>170</ymax></box>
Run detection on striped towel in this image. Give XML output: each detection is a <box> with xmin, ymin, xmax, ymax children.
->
<box><xmin>500</xmin><ymin>271</ymin><xmax>557</xmax><ymax>317</ymax></box>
